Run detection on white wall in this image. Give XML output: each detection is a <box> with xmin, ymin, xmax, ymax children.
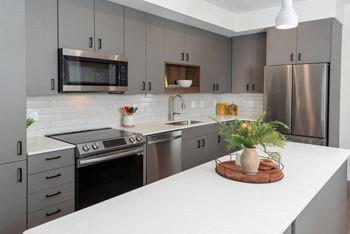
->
<box><xmin>27</xmin><ymin>93</ymin><xmax>263</xmax><ymax>138</ymax></box>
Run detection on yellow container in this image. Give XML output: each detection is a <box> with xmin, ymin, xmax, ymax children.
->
<box><xmin>216</xmin><ymin>102</ymin><xmax>227</xmax><ymax>116</ymax></box>
<box><xmin>228</xmin><ymin>104</ymin><xmax>238</xmax><ymax>116</ymax></box>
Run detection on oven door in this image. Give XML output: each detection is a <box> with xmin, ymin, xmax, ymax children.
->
<box><xmin>76</xmin><ymin>146</ymin><xmax>144</xmax><ymax>210</ymax></box>
<box><xmin>59</xmin><ymin>48</ymin><xmax>128</xmax><ymax>93</ymax></box>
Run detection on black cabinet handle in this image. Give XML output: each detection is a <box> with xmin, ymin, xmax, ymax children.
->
<box><xmin>290</xmin><ymin>53</ymin><xmax>294</xmax><ymax>62</ymax></box>
<box><xmin>197</xmin><ymin>140</ymin><xmax>201</xmax><ymax>148</ymax></box>
<box><xmin>46</xmin><ymin>191</ymin><xmax>62</xmax><ymax>198</ymax></box>
<box><xmin>148</xmin><ymin>82</ymin><xmax>152</xmax><ymax>91</ymax></box>
<box><xmin>45</xmin><ymin>156</ymin><xmax>61</xmax><ymax>161</ymax></box>
<box><xmin>89</xmin><ymin>37</ymin><xmax>93</xmax><ymax>48</ymax></box>
<box><xmin>298</xmin><ymin>53</ymin><xmax>301</xmax><ymax>61</ymax></box>
<box><xmin>252</xmin><ymin>84</ymin><xmax>255</xmax><ymax>91</ymax></box>
<box><xmin>142</xmin><ymin>82</ymin><xmax>146</xmax><ymax>91</ymax></box>
<box><xmin>186</xmin><ymin>53</ymin><xmax>189</xmax><ymax>61</ymax></box>
<box><xmin>216</xmin><ymin>84</ymin><xmax>219</xmax><ymax>91</ymax></box>
<box><xmin>246</xmin><ymin>84</ymin><xmax>249</xmax><ymax>91</ymax></box>
<box><xmin>218</xmin><ymin>135</ymin><xmax>221</xmax><ymax>143</ymax></box>
<box><xmin>98</xmin><ymin>39</ymin><xmax>102</xmax><ymax>50</ymax></box>
<box><xmin>46</xmin><ymin>209</ymin><xmax>61</xmax><ymax>217</ymax></box>
<box><xmin>45</xmin><ymin>173</ymin><xmax>61</xmax><ymax>180</ymax></box>
<box><xmin>201</xmin><ymin>139</ymin><xmax>205</xmax><ymax>147</ymax></box>
<box><xmin>51</xmin><ymin>79</ymin><xmax>55</xmax><ymax>91</ymax></box>
<box><xmin>213</xmin><ymin>84</ymin><xmax>216</xmax><ymax>91</ymax></box>
<box><xmin>17</xmin><ymin>141</ymin><xmax>22</xmax><ymax>156</ymax></box>
<box><xmin>17</xmin><ymin>168</ymin><xmax>23</xmax><ymax>183</ymax></box>
<box><xmin>181</xmin><ymin>53</ymin><xmax>185</xmax><ymax>61</ymax></box>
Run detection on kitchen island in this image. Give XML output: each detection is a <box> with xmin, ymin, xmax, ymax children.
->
<box><xmin>24</xmin><ymin>142</ymin><xmax>349</xmax><ymax>234</ymax></box>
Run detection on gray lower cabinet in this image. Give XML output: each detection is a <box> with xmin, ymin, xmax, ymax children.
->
<box><xmin>124</xmin><ymin>8</ymin><xmax>146</xmax><ymax>95</ymax></box>
<box><xmin>146</xmin><ymin>14</ymin><xmax>165</xmax><ymax>94</ymax></box>
<box><xmin>200</xmin><ymin>30</ymin><xmax>230</xmax><ymax>93</ymax></box>
<box><xmin>0</xmin><ymin>161</ymin><xmax>27</xmax><ymax>234</ymax></box>
<box><xmin>232</xmin><ymin>33</ymin><xmax>266</xmax><ymax>93</ymax></box>
<box><xmin>27</xmin><ymin>149</ymin><xmax>75</xmax><ymax>228</ymax></box>
<box><xmin>26</xmin><ymin>0</ymin><xmax>58</xmax><ymax>96</ymax></box>
<box><xmin>58</xmin><ymin>0</ymin><xmax>95</xmax><ymax>51</ymax></box>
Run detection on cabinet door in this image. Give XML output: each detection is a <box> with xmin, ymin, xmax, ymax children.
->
<box><xmin>146</xmin><ymin>14</ymin><xmax>165</xmax><ymax>94</ymax></box>
<box><xmin>58</xmin><ymin>0</ymin><xmax>94</xmax><ymax>51</ymax></box>
<box><xmin>213</xmin><ymin>35</ymin><xmax>230</xmax><ymax>93</ymax></box>
<box><xmin>165</xmin><ymin>20</ymin><xmax>185</xmax><ymax>63</ymax></box>
<box><xmin>0</xmin><ymin>0</ymin><xmax>26</xmax><ymax>164</ymax></box>
<box><xmin>95</xmin><ymin>0</ymin><xmax>124</xmax><ymax>54</ymax></box>
<box><xmin>266</xmin><ymin>27</ymin><xmax>297</xmax><ymax>65</ymax></box>
<box><xmin>26</xmin><ymin>0</ymin><xmax>58</xmax><ymax>96</ymax></box>
<box><xmin>200</xmin><ymin>31</ymin><xmax>217</xmax><ymax>93</ymax></box>
<box><xmin>251</xmin><ymin>33</ymin><xmax>266</xmax><ymax>93</ymax></box>
<box><xmin>184</xmin><ymin>26</ymin><xmax>201</xmax><ymax>65</ymax></box>
<box><xmin>124</xmin><ymin>8</ymin><xmax>146</xmax><ymax>95</ymax></box>
<box><xmin>182</xmin><ymin>138</ymin><xmax>202</xmax><ymax>171</ymax></box>
<box><xmin>297</xmin><ymin>19</ymin><xmax>332</xmax><ymax>63</ymax></box>
<box><xmin>232</xmin><ymin>35</ymin><xmax>252</xmax><ymax>93</ymax></box>
<box><xmin>0</xmin><ymin>161</ymin><xmax>27</xmax><ymax>234</ymax></box>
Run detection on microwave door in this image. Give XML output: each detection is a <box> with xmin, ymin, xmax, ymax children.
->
<box><xmin>264</xmin><ymin>65</ymin><xmax>293</xmax><ymax>134</ymax></box>
<box><xmin>292</xmin><ymin>64</ymin><xmax>328</xmax><ymax>138</ymax></box>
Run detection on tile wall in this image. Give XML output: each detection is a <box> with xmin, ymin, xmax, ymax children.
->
<box><xmin>27</xmin><ymin>93</ymin><xmax>263</xmax><ymax>137</ymax></box>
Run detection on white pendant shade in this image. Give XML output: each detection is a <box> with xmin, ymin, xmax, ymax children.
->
<box><xmin>275</xmin><ymin>0</ymin><xmax>298</xmax><ymax>29</ymax></box>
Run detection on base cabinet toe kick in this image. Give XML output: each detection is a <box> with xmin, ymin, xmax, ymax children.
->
<box><xmin>284</xmin><ymin>162</ymin><xmax>347</xmax><ymax>234</ymax></box>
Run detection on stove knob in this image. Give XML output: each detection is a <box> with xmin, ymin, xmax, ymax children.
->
<box><xmin>82</xmin><ymin>144</ymin><xmax>90</xmax><ymax>152</ymax></box>
<box><xmin>136</xmin><ymin>136</ymin><xmax>143</xmax><ymax>142</ymax></box>
<box><xmin>92</xmin><ymin>143</ymin><xmax>99</xmax><ymax>150</ymax></box>
<box><xmin>129</xmin><ymin>137</ymin><xmax>135</xmax><ymax>143</ymax></box>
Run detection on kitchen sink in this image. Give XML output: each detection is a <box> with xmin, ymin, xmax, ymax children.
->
<box><xmin>166</xmin><ymin>120</ymin><xmax>203</xmax><ymax>126</ymax></box>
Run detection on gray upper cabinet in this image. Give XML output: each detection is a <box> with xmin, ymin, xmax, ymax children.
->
<box><xmin>94</xmin><ymin>0</ymin><xmax>124</xmax><ymax>54</ymax></box>
<box><xmin>58</xmin><ymin>0</ymin><xmax>95</xmax><ymax>51</ymax></box>
<box><xmin>266</xmin><ymin>27</ymin><xmax>297</xmax><ymax>65</ymax></box>
<box><xmin>124</xmin><ymin>8</ymin><xmax>146</xmax><ymax>95</ymax></box>
<box><xmin>184</xmin><ymin>26</ymin><xmax>201</xmax><ymax>65</ymax></box>
<box><xmin>201</xmin><ymin>30</ymin><xmax>230</xmax><ymax>93</ymax></box>
<box><xmin>297</xmin><ymin>19</ymin><xmax>332</xmax><ymax>63</ymax></box>
<box><xmin>26</xmin><ymin>0</ymin><xmax>58</xmax><ymax>96</ymax></box>
<box><xmin>0</xmin><ymin>161</ymin><xmax>27</xmax><ymax>234</ymax></box>
<box><xmin>165</xmin><ymin>20</ymin><xmax>186</xmax><ymax>63</ymax></box>
<box><xmin>146</xmin><ymin>14</ymin><xmax>165</xmax><ymax>94</ymax></box>
<box><xmin>232</xmin><ymin>33</ymin><xmax>266</xmax><ymax>93</ymax></box>
<box><xmin>0</xmin><ymin>0</ymin><xmax>26</xmax><ymax>165</ymax></box>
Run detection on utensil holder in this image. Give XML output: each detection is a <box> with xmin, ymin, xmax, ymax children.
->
<box><xmin>122</xmin><ymin>115</ymin><xmax>135</xmax><ymax>127</ymax></box>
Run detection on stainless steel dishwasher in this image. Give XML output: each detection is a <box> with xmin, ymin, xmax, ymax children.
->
<box><xmin>146</xmin><ymin>130</ymin><xmax>182</xmax><ymax>184</ymax></box>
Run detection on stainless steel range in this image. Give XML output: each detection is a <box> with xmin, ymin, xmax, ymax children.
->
<box><xmin>48</xmin><ymin>128</ymin><xmax>145</xmax><ymax>210</ymax></box>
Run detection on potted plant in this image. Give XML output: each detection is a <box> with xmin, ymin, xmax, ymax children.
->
<box><xmin>215</xmin><ymin>112</ymin><xmax>288</xmax><ymax>174</ymax></box>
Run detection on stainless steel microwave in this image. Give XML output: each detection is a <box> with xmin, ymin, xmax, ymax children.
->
<box><xmin>58</xmin><ymin>48</ymin><xmax>128</xmax><ymax>93</ymax></box>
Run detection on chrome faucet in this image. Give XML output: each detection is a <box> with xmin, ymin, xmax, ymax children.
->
<box><xmin>168</xmin><ymin>95</ymin><xmax>186</xmax><ymax>121</ymax></box>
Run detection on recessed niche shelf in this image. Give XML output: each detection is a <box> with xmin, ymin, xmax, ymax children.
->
<box><xmin>164</xmin><ymin>63</ymin><xmax>200</xmax><ymax>94</ymax></box>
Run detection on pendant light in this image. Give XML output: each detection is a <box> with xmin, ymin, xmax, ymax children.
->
<box><xmin>275</xmin><ymin>0</ymin><xmax>298</xmax><ymax>29</ymax></box>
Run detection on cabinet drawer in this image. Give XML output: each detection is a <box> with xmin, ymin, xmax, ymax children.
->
<box><xmin>28</xmin><ymin>149</ymin><xmax>75</xmax><ymax>174</ymax></box>
<box><xmin>28</xmin><ymin>182</ymin><xmax>74</xmax><ymax>213</ymax></box>
<box><xmin>182</xmin><ymin>123</ymin><xmax>218</xmax><ymax>140</ymax></box>
<box><xmin>28</xmin><ymin>166</ymin><xmax>75</xmax><ymax>193</ymax></box>
<box><xmin>28</xmin><ymin>200</ymin><xmax>75</xmax><ymax>228</ymax></box>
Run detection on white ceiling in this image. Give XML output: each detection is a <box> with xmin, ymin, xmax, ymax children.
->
<box><xmin>204</xmin><ymin>0</ymin><xmax>304</xmax><ymax>13</ymax></box>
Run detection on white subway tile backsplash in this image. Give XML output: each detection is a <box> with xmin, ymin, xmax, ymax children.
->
<box><xmin>27</xmin><ymin>93</ymin><xmax>263</xmax><ymax>137</ymax></box>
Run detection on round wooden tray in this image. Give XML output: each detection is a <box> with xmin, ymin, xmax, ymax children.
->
<box><xmin>215</xmin><ymin>160</ymin><xmax>284</xmax><ymax>184</ymax></box>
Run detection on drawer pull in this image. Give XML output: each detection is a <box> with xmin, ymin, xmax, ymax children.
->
<box><xmin>45</xmin><ymin>156</ymin><xmax>62</xmax><ymax>161</ymax></box>
<box><xmin>46</xmin><ymin>209</ymin><xmax>61</xmax><ymax>217</ymax></box>
<box><xmin>45</xmin><ymin>173</ymin><xmax>61</xmax><ymax>180</ymax></box>
<box><xmin>45</xmin><ymin>191</ymin><xmax>62</xmax><ymax>198</ymax></box>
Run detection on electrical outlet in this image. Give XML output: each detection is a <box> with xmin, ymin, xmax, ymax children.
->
<box><xmin>27</xmin><ymin>109</ymin><xmax>39</xmax><ymax>121</ymax></box>
<box><xmin>200</xmin><ymin>101</ymin><xmax>204</xmax><ymax>108</ymax></box>
<box><xmin>191</xmin><ymin>101</ymin><xmax>197</xmax><ymax>108</ymax></box>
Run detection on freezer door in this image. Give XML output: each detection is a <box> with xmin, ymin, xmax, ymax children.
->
<box><xmin>264</xmin><ymin>65</ymin><xmax>293</xmax><ymax>134</ymax></box>
<box><xmin>286</xmin><ymin>135</ymin><xmax>327</xmax><ymax>146</ymax></box>
<box><xmin>292</xmin><ymin>64</ymin><xmax>328</xmax><ymax>138</ymax></box>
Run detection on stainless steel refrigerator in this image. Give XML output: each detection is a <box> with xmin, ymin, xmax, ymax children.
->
<box><xmin>264</xmin><ymin>63</ymin><xmax>329</xmax><ymax>146</ymax></box>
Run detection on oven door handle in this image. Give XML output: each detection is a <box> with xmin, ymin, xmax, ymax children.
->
<box><xmin>78</xmin><ymin>147</ymin><xmax>144</xmax><ymax>168</ymax></box>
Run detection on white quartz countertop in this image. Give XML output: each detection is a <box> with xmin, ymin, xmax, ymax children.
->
<box><xmin>24</xmin><ymin>142</ymin><xmax>349</xmax><ymax>234</ymax></box>
<box><xmin>120</xmin><ymin>114</ymin><xmax>256</xmax><ymax>135</ymax></box>
<box><xmin>27</xmin><ymin>136</ymin><xmax>75</xmax><ymax>156</ymax></box>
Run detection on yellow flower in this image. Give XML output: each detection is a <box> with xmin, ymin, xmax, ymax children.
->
<box><xmin>248</xmin><ymin>126</ymin><xmax>253</xmax><ymax>132</ymax></box>
<box><xmin>241</xmin><ymin>123</ymin><xmax>248</xmax><ymax>129</ymax></box>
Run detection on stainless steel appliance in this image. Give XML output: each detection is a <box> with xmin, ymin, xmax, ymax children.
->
<box><xmin>146</xmin><ymin>131</ymin><xmax>182</xmax><ymax>184</ymax></box>
<box><xmin>48</xmin><ymin>128</ymin><xmax>145</xmax><ymax>210</ymax></box>
<box><xmin>264</xmin><ymin>63</ymin><xmax>329</xmax><ymax>146</ymax></box>
<box><xmin>58</xmin><ymin>48</ymin><xmax>128</xmax><ymax>93</ymax></box>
